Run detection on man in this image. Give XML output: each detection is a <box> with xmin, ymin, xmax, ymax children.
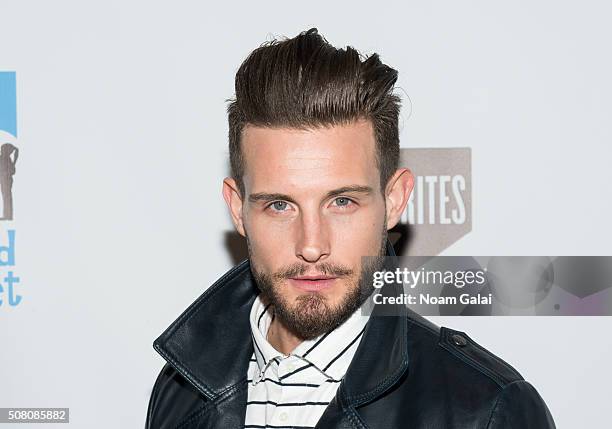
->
<box><xmin>146</xmin><ymin>28</ymin><xmax>556</xmax><ymax>428</ymax></box>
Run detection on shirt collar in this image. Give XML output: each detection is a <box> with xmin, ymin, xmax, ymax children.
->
<box><xmin>249</xmin><ymin>293</ymin><xmax>371</xmax><ymax>382</ymax></box>
<box><xmin>249</xmin><ymin>297</ymin><xmax>282</xmax><ymax>381</ymax></box>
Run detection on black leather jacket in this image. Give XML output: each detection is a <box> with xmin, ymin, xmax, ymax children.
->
<box><xmin>146</xmin><ymin>240</ymin><xmax>556</xmax><ymax>428</ymax></box>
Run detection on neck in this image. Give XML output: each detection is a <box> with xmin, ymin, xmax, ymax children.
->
<box><xmin>266</xmin><ymin>314</ymin><xmax>303</xmax><ymax>355</ymax></box>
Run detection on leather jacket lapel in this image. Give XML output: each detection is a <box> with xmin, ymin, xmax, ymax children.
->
<box><xmin>153</xmin><ymin>260</ymin><xmax>256</xmax><ymax>401</ymax></box>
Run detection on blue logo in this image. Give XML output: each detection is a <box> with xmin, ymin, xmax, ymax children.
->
<box><xmin>0</xmin><ymin>72</ymin><xmax>17</xmax><ymax>138</ymax></box>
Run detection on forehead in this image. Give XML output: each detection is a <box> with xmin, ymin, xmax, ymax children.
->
<box><xmin>241</xmin><ymin>119</ymin><xmax>379</xmax><ymax>193</ymax></box>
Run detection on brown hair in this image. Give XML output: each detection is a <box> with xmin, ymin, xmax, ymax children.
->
<box><xmin>226</xmin><ymin>28</ymin><xmax>401</xmax><ymax>198</ymax></box>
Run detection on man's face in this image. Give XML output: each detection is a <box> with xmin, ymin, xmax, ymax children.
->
<box><xmin>238</xmin><ymin>119</ymin><xmax>389</xmax><ymax>340</ymax></box>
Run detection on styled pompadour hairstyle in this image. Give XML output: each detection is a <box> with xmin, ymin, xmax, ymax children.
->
<box><xmin>226</xmin><ymin>28</ymin><xmax>401</xmax><ymax>198</ymax></box>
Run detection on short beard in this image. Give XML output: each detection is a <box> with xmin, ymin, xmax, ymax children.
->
<box><xmin>248</xmin><ymin>218</ymin><xmax>388</xmax><ymax>341</ymax></box>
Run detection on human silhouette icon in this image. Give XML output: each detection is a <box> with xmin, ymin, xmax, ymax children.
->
<box><xmin>0</xmin><ymin>143</ymin><xmax>19</xmax><ymax>220</ymax></box>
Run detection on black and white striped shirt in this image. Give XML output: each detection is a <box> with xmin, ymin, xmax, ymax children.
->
<box><xmin>245</xmin><ymin>295</ymin><xmax>370</xmax><ymax>429</ymax></box>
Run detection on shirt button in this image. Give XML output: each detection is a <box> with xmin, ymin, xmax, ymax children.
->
<box><xmin>279</xmin><ymin>412</ymin><xmax>288</xmax><ymax>421</ymax></box>
<box><xmin>287</xmin><ymin>363</ymin><xmax>296</xmax><ymax>371</ymax></box>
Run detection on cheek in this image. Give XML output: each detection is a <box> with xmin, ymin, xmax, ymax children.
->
<box><xmin>245</xmin><ymin>216</ymin><xmax>291</xmax><ymax>267</ymax></box>
<box><xmin>328</xmin><ymin>211</ymin><xmax>383</xmax><ymax>249</ymax></box>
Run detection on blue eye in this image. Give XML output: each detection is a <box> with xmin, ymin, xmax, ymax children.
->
<box><xmin>269</xmin><ymin>201</ymin><xmax>289</xmax><ymax>212</ymax></box>
<box><xmin>334</xmin><ymin>197</ymin><xmax>354</xmax><ymax>208</ymax></box>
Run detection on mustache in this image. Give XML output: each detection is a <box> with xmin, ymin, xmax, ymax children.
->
<box><xmin>272</xmin><ymin>262</ymin><xmax>354</xmax><ymax>281</ymax></box>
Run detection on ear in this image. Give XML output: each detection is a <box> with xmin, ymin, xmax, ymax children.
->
<box><xmin>384</xmin><ymin>168</ymin><xmax>414</xmax><ymax>230</ymax></box>
<box><xmin>222</xmin><ymin>177</ymin><xmax>246</xmax><ymax>237</ymax></box>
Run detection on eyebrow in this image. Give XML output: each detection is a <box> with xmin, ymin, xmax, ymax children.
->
<box><xmin>248</xmin><ymin>185</ymin><xmax>375</xmax><ymax>204</ymax></box>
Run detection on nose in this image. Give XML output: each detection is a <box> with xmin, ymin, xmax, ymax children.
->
<box><xmin>295</xmin><ymin>209</ymin><xmax>330</xmax><ymax>263</ymax></box>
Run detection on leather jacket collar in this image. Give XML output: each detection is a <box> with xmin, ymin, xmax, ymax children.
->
<box><xmin>153</xmin><ymin>239</ymin><xmax>408</xmax><ymax>409</ymax></box>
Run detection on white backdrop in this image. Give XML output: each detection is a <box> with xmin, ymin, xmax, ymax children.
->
<box><xmin>1</xmin><ymin>1</ymin><xmax>611</xmax><ymax>427</ymax></box>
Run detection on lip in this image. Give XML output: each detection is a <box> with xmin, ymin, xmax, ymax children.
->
<box><xmin>288</xmin><ymin>277</ymin><xmax>338</xmax><ymax>292</ymax></box>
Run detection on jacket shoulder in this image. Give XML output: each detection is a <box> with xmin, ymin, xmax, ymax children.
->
<box><xmin>437</xmin><ymin>325</ymin><xmax>524</xmax><ymax>387</ymax></box>
<box><xmin>146</xmin><ymin>363</ymin><xmax>211</xmax><ymax>429</ymax></box>
<box><xmin>405</xmin><ymin>309</ymin><xmax>524</xmax><ymax>387</ymax></box>
<box><xmin>401</xmin><ymin>311</ymin><xmax>556</xmax><ymax>427</ymax></box>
